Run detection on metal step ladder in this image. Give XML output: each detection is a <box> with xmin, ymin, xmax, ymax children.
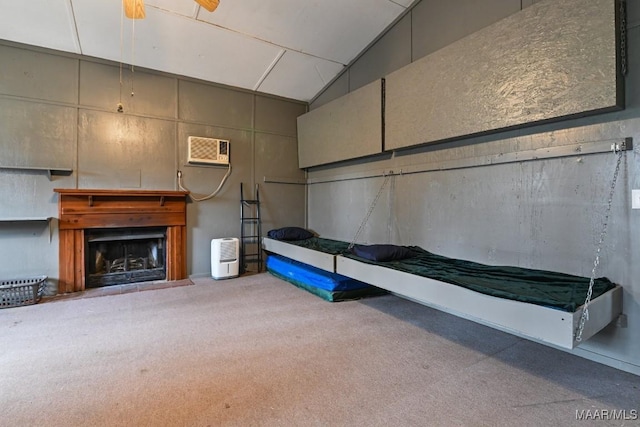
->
<box><xmin>240</xmin><ymin>182</ymin><xmax>263</xmax><ymax>274</ymax></box>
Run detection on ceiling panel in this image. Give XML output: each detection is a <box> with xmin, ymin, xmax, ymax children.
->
<box><xmin>0</xmin><ymin>0</ymin><xmax>79</xmax><ymax>54</ymax></box>
<box><xmin>1</xmin><ymin>0</ymin><xmax>413</xmax><ymax>101</ymax></box>
<box><xmin>73</xmin><ymin>0</ymin><xmax>284</xmax><ymax>91</ymax></box>
<box><xmin>146</xmin><ymin>0</ymin><xmax>200</xmax><ymax>18</ymax></box>
<box><xmin>71</xmin><ymin>0</ymin><xmax>121</xmax><ymax>58</ymax></box>
<box><xmin>198</xmin><ymin>0</ymin><xmax>407</xmax><ymax>64</ymax></box>
<box><xmin>258</xmin><ymin>50</ymin><xmax>345</xmax><ymax>102</ymax></box>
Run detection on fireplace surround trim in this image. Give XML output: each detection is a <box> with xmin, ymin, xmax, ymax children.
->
<box><xmin>54</xmin><ymin>189</ymin><xmax>189</xmax><ymax>294</ymax></box>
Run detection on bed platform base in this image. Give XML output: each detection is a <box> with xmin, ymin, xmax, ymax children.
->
<box><xmin>262</xmin><ymin>237</ymin><xmax>623</xmax><ymax>349</ymax></box>
<box><xmin>263</xmin><ymin>237</ymin><xmax>336</xmax><ymax>272</ymax></box>
<box><xmin>336</xmin><ymin>256</ymin><xmax>623</xmax><ymax>350</ymax></box>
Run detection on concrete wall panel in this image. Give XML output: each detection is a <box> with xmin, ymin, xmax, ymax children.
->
<box><xmin>255</xmin><ymin>132</ymin><xmax>306</xmax><ymax>232</ymax></box>
<box><xmin>255</xmin><ymin>96</ymin><xmax>306</xmax><ymax>136</ymax></box>
<box><xmin>310</xmin><ymin>69</ymin><xmax>349</xmax><ymax>110</ymax></box>
<box><xmin>412</xmin><ymin>0</ymin><xmax>521</xmax><ymax>60</ymax></box>
<box><xmin>79</xmin><ymin>61</ymin><xmax>177</xmax><ymax>119</ymax></box>
<box><xmin>0</xmin><ymin>221</ymin><xmax>58</xmax><ymax>294</ymax></box>
<box><xmin>179</xmin><ymin>80</ymin><xmax>253</xmax><ymax>128</ymax></box>
<box><xmin>77</xmin><ymin>110</ymin><xmax>176</xmax><ymax>189</ymax></box>
<box><xmin>350</xmin><ymin>13</ymin><xmax>412</xmax><ymax>92</ymax></box>
<box><xmin>0</xmin><ymin>98</ymin><xmax>75</xmax><ymax>170</ymax></box>
<box><xmin>0</xmin><ymin>44</ymin><xmax>78</xmax><ymax>104</ymax></box>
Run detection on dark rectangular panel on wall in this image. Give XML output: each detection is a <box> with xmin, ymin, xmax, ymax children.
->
<box><xmin>386</xmin><ymin>0</ymin><xmax>622</xmax><ymax>150</ymax></box>
<box><xmin>298</xmin><ymin>79</ymin><xmax>383</xmax><ymax>168</ymax></box>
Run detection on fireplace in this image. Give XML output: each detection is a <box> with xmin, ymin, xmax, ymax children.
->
<box><xmin>86</xmin><ymin>227</ymin><xmax>167</xmax><ymax>288</ymax></box>
<box><xmin>54</xmin><ymin>189</ymin><xmax>189</xmax><ymax>293</ymax></box>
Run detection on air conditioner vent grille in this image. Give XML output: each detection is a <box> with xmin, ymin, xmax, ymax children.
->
<box><xmin>188</xmin><ymin>136</ymin><xmax>229</xmax><ymax>165</ymax></box>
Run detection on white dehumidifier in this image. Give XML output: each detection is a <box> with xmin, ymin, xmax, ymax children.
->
<box><xmin>211</xmin><ymin>238</ymin><xmax>239</xmax><ymax>279</ymax></box>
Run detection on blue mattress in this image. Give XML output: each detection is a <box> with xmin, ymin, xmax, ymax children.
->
<box><xmin>266</xmin><ymin>255</ymin><xmax>386</xmax><ymax>301</ymax></box>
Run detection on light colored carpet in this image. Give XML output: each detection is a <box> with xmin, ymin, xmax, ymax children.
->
<box><xmin>1</xmin><ymin>273</ymin><xmax>637</xmax><ymax>427</ymax></box>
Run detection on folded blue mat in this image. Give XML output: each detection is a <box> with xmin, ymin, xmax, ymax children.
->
<box><xmin>266</xmin><ymin>255</ymin><xmax>386</xmax><ymax>301</ymax></box>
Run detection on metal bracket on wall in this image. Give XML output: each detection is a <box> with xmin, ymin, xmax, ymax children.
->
<box><xmin>611</xmin><ymin>138</ymin><xmax>631</xmax><ymax>152</ymax></box>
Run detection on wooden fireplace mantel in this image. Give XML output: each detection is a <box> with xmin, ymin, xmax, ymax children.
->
<box><xmin>54</xmin><ymin>189</ymin><xmax>189</xmax><ymax>293</ymax></box>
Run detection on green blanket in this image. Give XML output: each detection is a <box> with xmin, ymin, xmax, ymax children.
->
<box><xmin>285</xmin><ymin>237</ymin><xmax>350</xmax><ymax>255</ymax></box>
<box><xmin>344</xmin><ymin>246</ymin><xmax>616</xmax><ymax>313</ymax></box>
<box><xmin>284</xmin><ymin>238</ymin><xmax>616</xmax><ymax>313</ymax></box>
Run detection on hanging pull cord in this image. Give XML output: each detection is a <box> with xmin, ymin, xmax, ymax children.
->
<box><xmin>118</xmin><ymin>0</ymin><xmax>124</xmax><ymax>112</ymax></box>
<box><xmin>348</xmin><ymin>173</ymin><xmax>392</xmax><ymax>251</ymax></box>
<box><xmin>575</xmin><ymin>146</ymin><xmax>625</xmax><ymax>342</ymax></box>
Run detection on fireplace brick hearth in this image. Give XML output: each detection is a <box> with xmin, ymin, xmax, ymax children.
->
<box><xmin>54</xmin><ymin>189</ymin><xmax>189</xmax><ymax>294</ymax></box>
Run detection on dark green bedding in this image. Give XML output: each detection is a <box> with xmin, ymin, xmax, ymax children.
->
<box><xmin>282</xmin><ymin>237</ymin><xmax>617</xmax><ymax>313</ymax></box>
<box><xmin>344</xmin><ymin>246</ymin><xmax>616</xmax><ymax>313</ymax></box>
<box><xmin>284</xmin><ymin>237</ymin><xmax>351</xmax><ymax>255</ymax></box>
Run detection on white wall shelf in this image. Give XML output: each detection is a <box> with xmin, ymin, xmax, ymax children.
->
<box><xmin>0</xmin><ymin>166</ymin><xmax>72</xmax><ymax>181</ymax></box>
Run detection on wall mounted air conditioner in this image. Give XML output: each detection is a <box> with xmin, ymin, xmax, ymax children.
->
<box><xmin>211</xmin><ymin>237</ymin><xmax>239</xmax><ymax>280</ymax></box>
<box><xmin>188</xmin><ymin>136</ymin><xmax>230</xmax><ymax>165</ymax></box>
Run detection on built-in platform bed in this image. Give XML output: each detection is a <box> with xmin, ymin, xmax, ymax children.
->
<box><xmin>262</xmin><ymin>236</ymin><xmax>623</xmax><ymax>350</ymax></box>
<box><xmin>262</xmin><ymin>236</ymin><xmax>347</xmax><ymax>273</ymax></box>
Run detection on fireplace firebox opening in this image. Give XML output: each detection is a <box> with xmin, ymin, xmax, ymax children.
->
<box><xmin>85</xmin><ymin>227</ymin><xmax>167</xmax><ymax>288</ymax></box>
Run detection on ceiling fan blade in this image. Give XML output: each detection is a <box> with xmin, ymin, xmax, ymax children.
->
<box><xmin>195</xmin><ymin>0</ymin><xmax>220</xmax><ymax>13</ymax></box>
<box><xmin>124</xmin><ymin>0</ymin><xmax>146</xmax><ymax>19</ymax></box>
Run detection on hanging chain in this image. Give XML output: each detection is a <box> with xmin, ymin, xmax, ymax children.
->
<box><xmin>575</xmin><ymin>144</ymin><xmax>625</xmax><ymax>342</ymax></box>
<box><xmin>620</xmin><ymin>0</ymin><xmax>628</xmax><ymax>76</ymax></box>
<box><xmin>387</xmin><ymin>174</ymin><xmax>396</xmax><ymax>243</ymax></box>
<box><xmin>348</xmin><ymin>174</ymin><xmax>392</xmax><ymax>250</ymax></box>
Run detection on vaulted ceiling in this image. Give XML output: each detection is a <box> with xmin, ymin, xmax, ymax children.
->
<box><xmin>0</xmin><ymin>0</ymin><xmax>415</xmax><ymax>102</ymax></box>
